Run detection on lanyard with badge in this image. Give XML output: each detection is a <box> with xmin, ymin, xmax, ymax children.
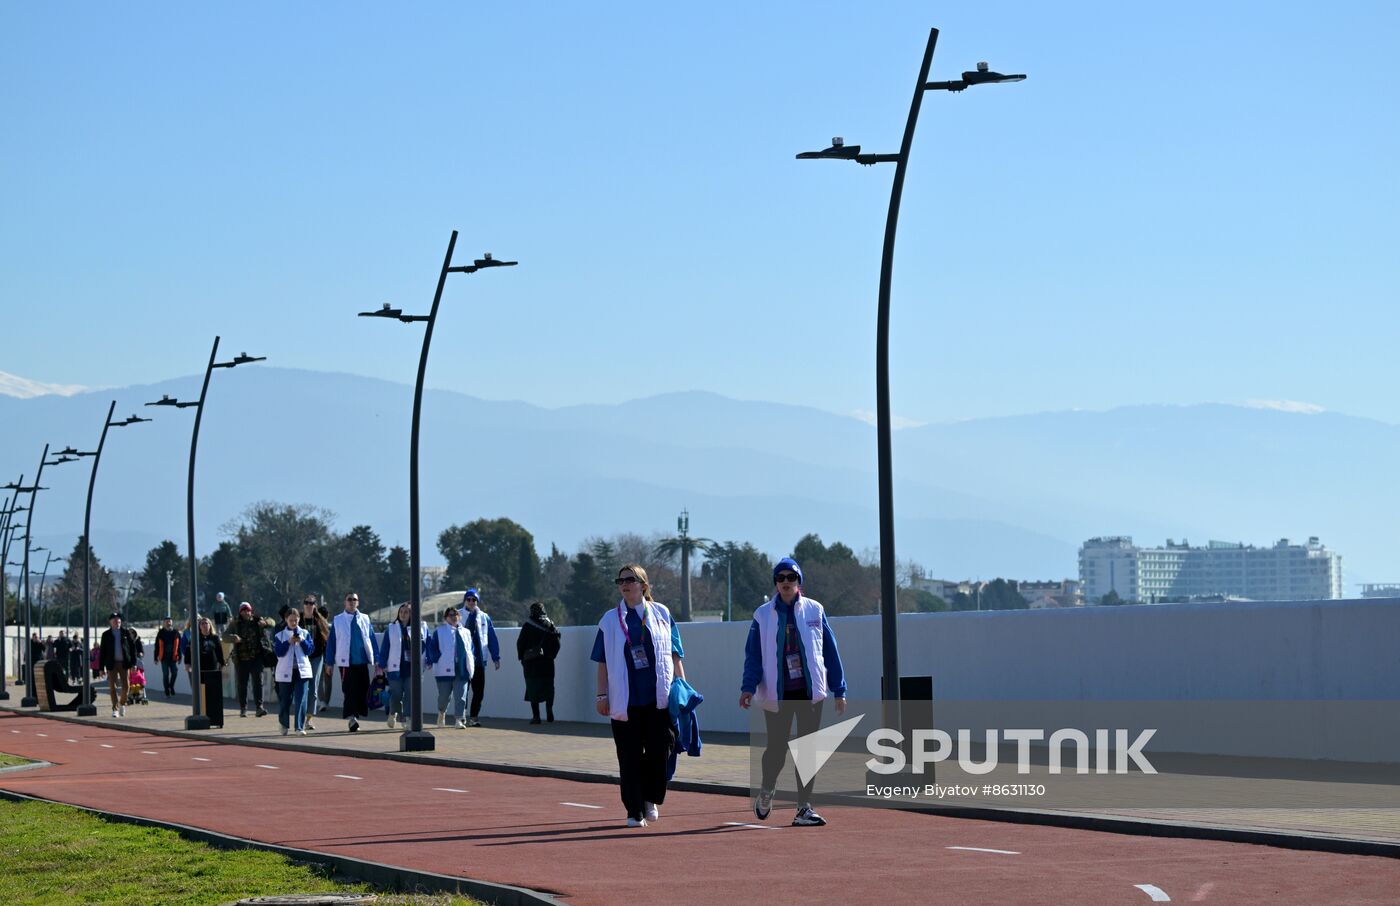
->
<box><xmin>784</xmin><ymin>608</ymin><xmax>805</xmax><ymax>681</ymax></box>
<box><xmin>618</xmin><ymin>603</ymin><xmax>650</xmax><ymax>670</ymax></box>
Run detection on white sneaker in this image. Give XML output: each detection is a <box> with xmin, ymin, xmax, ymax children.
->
<box><xmin>644</xmin><ymin>802</ymin><xmax>659</xmax><ymax>821</ymax></box>
<box><xmin>119</xmin><ymin>706</ymin><xmax>125</xmax><ymax>717</ymax></box>
<box><xmin>112</xmin><ymin>709</ymin><xmax>119</xmax><ymax>718</ymax></box>
<box><xmin>298</xmin><ymin>729</ymin><xmax>307</xmax><ymax>736</ymax></box>
<box><xmin>455</xmin><ymin>719</ymin><xmax>467</xmax><ymax>729</ymax></box>
<box><xmin>792</xmin><ymin>805</ymin><xmax>827</xmax><ymax>827</ymax></box>
<box><xmin>754</xmin><ymin>788</ymin><xmax>774</xmax><ymax>820</ymax></box>
<box><xmin>436</xmin><ymin>711</ymin><xmax>445</xmax><ymax>728</ymax></box>
<box><xmin>626</xmin><ymin>817</ymin><xmax>648</xmax><ymax>828</ymax></box>
<box><xmin>387</xmin><ymin>713</ymin><xmax>396</xmax><ymax>729</ymax></box>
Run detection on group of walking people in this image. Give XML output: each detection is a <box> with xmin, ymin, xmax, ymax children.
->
<box><xmin>590</xmin><ymin>557</ymin><xmax>846</xmax><ymax>829</ymax></box>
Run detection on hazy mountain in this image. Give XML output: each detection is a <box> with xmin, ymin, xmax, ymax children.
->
<box><xmin>0</xmin><ymin>369</ymin><xmax>1393</xmax><ymax>593</ymax></box>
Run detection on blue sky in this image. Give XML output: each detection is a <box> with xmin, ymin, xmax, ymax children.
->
<box><xmin>2</xmin><ymin>2</ymin><xmax>1396</xmax><ymax>425</ymax></box>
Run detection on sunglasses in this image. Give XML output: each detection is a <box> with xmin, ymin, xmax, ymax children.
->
<box><xmin>775</xmin><ymin>572</ymin><xmax>800</xmax><ymax>583</ymax></box>
<box><xmin>614</xmin><ymin>576</ymin><xmax>640</xmax><ymax>586</ymax></box>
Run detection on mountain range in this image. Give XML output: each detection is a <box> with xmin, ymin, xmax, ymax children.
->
<box><xmin>1</xmin><ymin>368</ymin><xmax>1394</xmax><ymax>593</ymax></box>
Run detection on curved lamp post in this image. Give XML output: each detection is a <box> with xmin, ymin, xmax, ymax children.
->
<box><xmin>35</xmin><ymin>552</ymin><xmax>64</xmax><ymax>635</ymax></box>
<box><xmin>797</xmin><ymin>27</ymin><xmax>1023</xmax><ymax>707</ymax></box>
<box><xmin>148</xmin><ymin>339</ymin><xmax>265</xmax><ymax>730</ymax></box>
<box><xmin>69</xmin><ymin>405</ymin><xmax>151</xmax><ymax>716</ymax></box>
<box><xmin>8</xmin><ymin>444</ymin><xmax>75</xmax><ymax>707</ymax></box>
<box><xmin>0</xmin><ymin>492</ymin><xmax>27</xmax><ymax>700</ymax></box>
<box><xmin>359</xmin><ymin>230</ymin><xmax>517</xmax><ymax>753</ymax></box>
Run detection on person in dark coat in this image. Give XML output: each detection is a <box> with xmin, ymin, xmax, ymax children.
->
<box><xmin>518</xmin><ymin>601</ymin><xmax>562</xmax><ymax>724</ymax></box>
<box><xmin>184</xmin><ymin>615</ymin><xmax>227</xmax><ymax>728</ymax></box>
<box><xmin>98</xmin><ymin>613</ymin><xmax>141</xmax><ymax>717</ymax></box>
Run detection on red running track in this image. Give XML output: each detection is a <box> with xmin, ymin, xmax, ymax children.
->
<box><xmin>1</xmin><ymin>712</ymin><xmax>1398</xmax><ymax>905</ymax></box>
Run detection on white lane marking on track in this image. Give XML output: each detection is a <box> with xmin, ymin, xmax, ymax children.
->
<box><xmin>334</xmin><ymin>774</ymin><xmax>362</xmax><ymax>780</ymax></box>
<box><xmin>100</xmin><ymin>744</ymin><xmax>114</xmax><ymax>748</ymax></box>
<box><xmin>141</xmin><ymin>751</ymin><xmax>159</xmax><ymax>755</ymax></box>
<box><xmin>561</xmin><ymin>802</ymin><xmax>603</xmax><ymax>809</ymax></box>
<box><xmin>1191</xmin><ymin>882</ymin><xmax>1215</xmax><ymax>901</ymax></box>
<box><xmin>254</xmin><ymin>764</ymin><xmax>279</xmax><ymax>770</ymax></box>
<box><xmin>433</xmin><ymin>787</ymin><xmax>468</xmax><ymax>793</ymax></box>
<box><xmin>35</xmin><ymin>733</ymin><xmax>47</xmax><ymax>737</ymax></box>
<box><xmin>66</xmin><ymin>739</ymin><xmax>77</xmax><ymax>743</ymax></box>
<box><xmin>192</xmin><ymin>757</ymin><xmax>211</xmax><ymax>762</ymax></box>
<box><xmin>947</xmin><ymin>846</ymin><xmax>1021</xmax><ymax>855</ymax></box>
<box><xmin>9</xmin><ymin>730</ymin><xmax>19</xmax><ymax>733</ymax></box>
<box><xmin>1135</xmin><ymin>884</ymin><xmax>1171</xmax><ymax>902</ymax></box>
<box><xmin>723</xmin><ymin>821</ymin><xmax>780</xmax><ymax>830</ymax></box>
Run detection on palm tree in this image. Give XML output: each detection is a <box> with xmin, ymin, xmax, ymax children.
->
<box><xmin>651</xmin><ymin>509</ymin><xmax>711</xmax><ymax>622</ymax></box>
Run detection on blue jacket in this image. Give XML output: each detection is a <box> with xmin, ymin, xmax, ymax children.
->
<box><xmin>666</xmin><ymin>678</ymin><xmax>703</xmax><ymax>781</ymax></box>
<box><xmin>740</xmin><ymin>607</ymin><xmax>848</xmax><ymax>698</ymax></box>
<box><xmin>462</xmin><ymin>609</ymin><xmax>501</xmax><ymax>664</ymax></box>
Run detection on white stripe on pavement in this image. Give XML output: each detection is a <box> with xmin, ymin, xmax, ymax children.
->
<box><xmin>334</xmin><ymin>774</ymin><xmax>362</xmax><ymax>780</ymax></box>
<box><xmin>66</xmin><ymin>739</ymin><xmax>77</xmax><ymax>743</ymax></box>
<box><xmin>192</xmin><ymin>757</ymin><xmax>212</xmax><ymax>762</ymax></box>
<box><xmin>100</xmin><ymin>744</ymin><xmax>114</xmax><ymax>748</ymax></box>
<box><xmin>254</xmin><ymin>764</ymin><xmax>279</xmax><ymax>770</ymax></box>
<box><xmin>35</xmin><ymin>733</ymin><xmax>47</xmax><ymax>737</ymax></box>
<box><xmin>1135</xmin><ymin>884</ymin><xmax>1171</xmax><ymax>902</ymax></box>
<box><xmin>947</xmin><ymin>846</ymin><xmax>1021</xmax><ymax>855</ymax></box>
<box><xmin>723</xmin><ymin>821</ymin><xmax>780</xmax><ymax>830</ymax></box>
<box><xmin>561</xmin><ymin>802</ymin><xmax>603</xmax><ymax>809</ymax></box>
<box><xmin>433</xmin><ymin>787</ymin><xmax>468</xmax><ymax>793</ymax></box>
<box><xmin>141</xmin><ymin>751</ymin><xmax>159</xmax><ymax>755</ymax></box>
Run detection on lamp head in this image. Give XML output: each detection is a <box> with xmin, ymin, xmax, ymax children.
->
<box><xmin>796</xmin><ymin>137</ymin><xmax>863</xmax><ymax>161</ymax></box>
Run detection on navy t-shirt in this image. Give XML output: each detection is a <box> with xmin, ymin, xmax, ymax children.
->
<box><xmin>591</xmin><ymin>605</ymin><xmax>685</xmax><ymax>711</ymax></box>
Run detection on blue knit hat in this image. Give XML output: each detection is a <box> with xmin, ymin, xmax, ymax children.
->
<box><xmin>463</xmin><ymin>588</ymin><xmax>480</xmax><ymax>601</ymax></box>
<box><xmin>773</xmin><ymin>557</ymin><xmax>804</xmax><ymax>585</ymax></box>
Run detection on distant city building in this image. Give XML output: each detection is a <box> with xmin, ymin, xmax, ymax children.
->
<box><xmin>912</xmin><ymin>577</ymin><xmax>1082</xmax><ymax>609</ymax></box>
<box><xmin>1079</xmin><ymin>536</ymin><xmax>1343</xmax><ymax>603</ymax></box>
<box><xmin>1360</xmin><ymin>583</ymin><xmax>1400</xmax><ymax>599</ymax></box>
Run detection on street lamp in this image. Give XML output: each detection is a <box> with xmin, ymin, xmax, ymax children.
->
<box><xmin>73</xmin><ymin>402</ymin><xmax>151</xmax><ymax>716</ymax></box>
<box><xmin>797</xmin><ymin>27</ymin><xmax>1024</xmax><ymax>706</ymax></box>
<box><xmin>9</xmin><ymin>445</ymin><xmax>75</xmax><ymax>707</ymax></box>
<box><xmin>148</xmin><ymin>339</ymin><xmax>265</xmax><ymax>730</ymax></box>
<box><xmin>0</xmin><ymin>492</ymin><xmax>27</xmax><ymax>700</ymax></box>
<box><xmin>359</xmin><ymin>230</ymin><xmax>517</xmax><ymax>753</ymax></box>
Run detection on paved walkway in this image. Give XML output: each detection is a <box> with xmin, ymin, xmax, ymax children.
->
<box><xmin>5</xmin><ymin>709</ymin><xmax>1400</xmax><ymax>905</ymax></box>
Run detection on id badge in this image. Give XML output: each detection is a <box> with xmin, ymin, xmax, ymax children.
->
<box><xmin>630</xmin><ymin>644</ymin><xmax>650</xmax><ymax>670</ymax></box>
<box><xmin>785</xmin><ymin>652</ymin><xmax>805</xmax><ymax>680</ymax></box>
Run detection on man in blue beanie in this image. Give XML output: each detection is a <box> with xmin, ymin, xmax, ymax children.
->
<box><xmin>461</xmin><ymin>588</ymin><xmax>501</xmax><ymax>727</ymax></box>
<box><xmin>739</xmin><ymin>556</ymin><xmax>847</xmax><ymax>827</ymax></box>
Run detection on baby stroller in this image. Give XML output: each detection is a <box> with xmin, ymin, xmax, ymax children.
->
<box><xmin>126</xmin><ymin>663</ymin><xmax>149</xmax><ymax>706</ymax></box>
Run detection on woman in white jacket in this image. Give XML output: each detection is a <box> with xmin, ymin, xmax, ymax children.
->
<box><xmin>425</xmin><ymin>606</ymin><xmax>475</xmax><ymax>729</ymax></box>
<box><xmin>274</xmin><ymin>607</ymin><xmax>316</xmax><ymax>736</ymax></box>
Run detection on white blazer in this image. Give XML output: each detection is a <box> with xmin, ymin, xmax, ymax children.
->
<box><xmin>274</xmin><ymin>627</ymin><xmax>314</xmax><ymax>682</ymax></box>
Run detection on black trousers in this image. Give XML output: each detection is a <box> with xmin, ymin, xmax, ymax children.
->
<box><xmin>341</xmin><ymin>664</ymin><xmax>370</xmax><ymax>719</ymax></box>
<box><xmin>160</xmin><ymin>661</ymin><xmax>179</xmax><ymax>696</ymax></box>
<box><xmin>200</xmin><ymin>670</ymin><xmax>224</xmax><ymax>727</ymax></box>
<box><xmin>761</xmin><ymin>700</ymin><xmax>825</xmax><ymax>805</ymax></box>
<box><xmin>234</xmin><ymin>659</ymin><xmax>263</xmax><ymax>709</ymax></box>
<box><xmin>610</xmin><ymin>705</ymin><xmax>673</xmax><ymax>819</ymax></box>
<box><xmin>468</xmin><ymin>662</ymin><xmax>487</xmax><ymax>718</ymax></box>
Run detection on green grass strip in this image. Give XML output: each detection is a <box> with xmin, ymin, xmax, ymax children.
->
<box><xmin>0</xmin><ymin>799</ymin><xmax>482</xmax><ymax>905</ymax></box>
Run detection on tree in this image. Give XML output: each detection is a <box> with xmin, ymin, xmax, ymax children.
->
<box><xmin>49</xmin><ymin>536</ymin><xmax>118</xmax><ymax>627</ymax></box>
<box><xmin>437</xmin><ymin>517</ymin><xmax>536</xmax><ymax>594</ymax></box>
<box><xmin>204</xmin><ymin>541</ymin><xmax>246</xmax><ymax>613</ymax></box>
<box><xmin>140</xmin><ymin>540</ymin><xmax>188</xmax><ymax>611</ymax></box>
<box><xmin>563</xmin><ymin>551</ymin><xmax>613</xmax><ymax>627</ymax></box>
<box><xmin>515</xmin><ymin>535</ymin><xmax>539</xmax><ymax>600</ymax></box>
<box><xmin>384</xmin><ymin>545</ymin><xmax>411</xmax><ymax>607</ymax></box>
<box><xmin>540</xmin><ymin>543</ymin><xmax>570</xmax><ymax>600</ymax></box>
<box><xmin>314</xmin><ymin>524</ymin><xmax>388</xmax><ymax>612</ymax></box>
<box><xmin>701</xmin><ymin>541</ymin><xmax>772</xmax><ymax>620</ymax></box>
<box><xmin>653</xmin><ymin>524</ymin><xmax>713</xmax><ymax>623</ymax></box>
<box><xmin>900</xmin><ymin>587</ymin><xmax>947</xmax><ymax>613</ymax></box>
<box><xmin>230</xmin><ymin>502</ymin><xmax>334</xmax><ymax>612</ymax></box>
<box><xmin>1100</xmin><ymin>589</ymin><xmax>1125</xmax><ymax>606</ymax></box>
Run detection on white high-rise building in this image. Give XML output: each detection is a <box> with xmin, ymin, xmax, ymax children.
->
<box><xmin>1078</xmin><ymin>536</ymin><xmax>1342</xmax><ymax>603</ymax></box>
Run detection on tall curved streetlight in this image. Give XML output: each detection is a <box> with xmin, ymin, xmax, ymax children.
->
<box><xmin>35</xmin><ymin>552</ymin><xmax>64</xmax><ymax>635</ymax></box>
<box><xmin>359</xmin><ymin>230</ymin><xmax>517</xmax><ymax>753</ymax></box>
<box><xmin>0</xmin><ymin>491</ymin><xmax>27</xmax><ymax>700</ymax></box>
<box><xmin>148</xmin><ymin>339</ymin><xmax>266</xmax><ymax>730</ymax></box>
<box><xmin>65</xmin><ymin>405</ymin><xmax>151</xmax><ymax>716</ymax></box>
<box><xmin>798</xmin><ymin>27</ymin><xmax>1024</xmax><ymax>708</ymax></box>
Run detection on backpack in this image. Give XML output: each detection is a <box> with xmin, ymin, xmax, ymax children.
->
<box><xmin>367</xmin><ymin>674</ymin><xmax>389</xmax><ymax>711</ymax></box>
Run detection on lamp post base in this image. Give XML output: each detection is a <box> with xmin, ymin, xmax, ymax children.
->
<box><xmin>20</xmin><ymin>696</ymin><xmax>37</xmax><ymax>708</ymax></box>
<box><xmin>0</xmin><ymin>690</ymin><xmax>10</xmax><ymax>700</ymax></box>
<box><xmin>184</xmin><ymin>714</ymin><xmax>211</xmax><ymax>731</ymax></box>
<box><xmin>76</xmin><ymin>703</ymin><xmax>96</xmax><ymax>717</ymax></box>
<box><xmin>400</xmin><ymin>730</ymin><xmax>435</xmax><ymax>752</ymax></box>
